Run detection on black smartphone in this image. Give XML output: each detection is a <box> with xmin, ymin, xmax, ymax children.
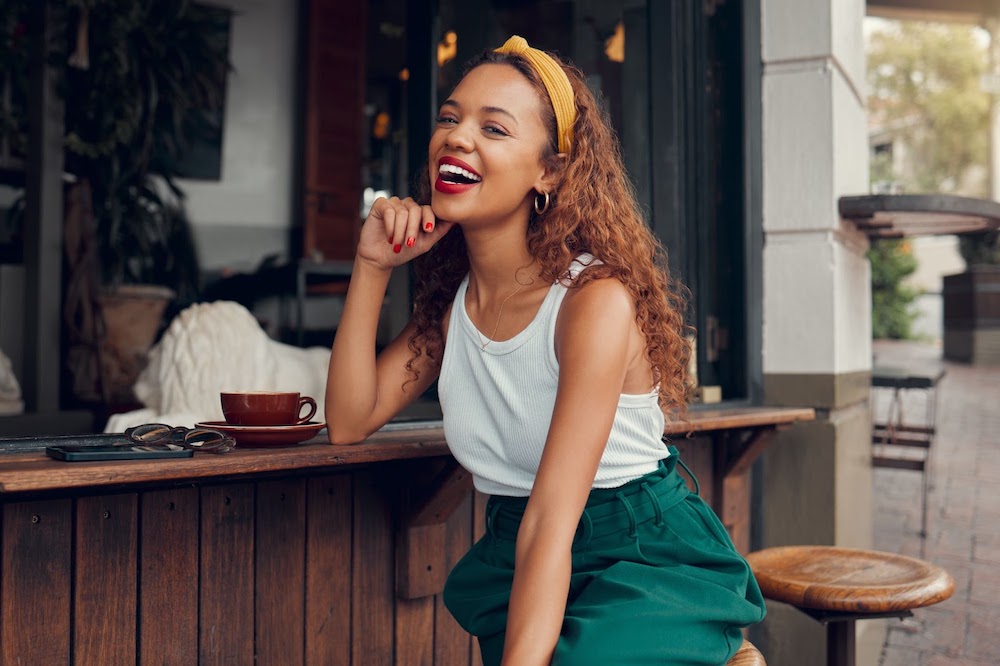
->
<box><xmin>45</xmin><ymin>445</ymin><xmax>194</xmax><ymax>462</ymax></box>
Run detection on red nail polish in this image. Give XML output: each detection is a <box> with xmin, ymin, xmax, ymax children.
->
<box><xmin>405</xmin><ymin>237</ymin><xmax>415</xmax><ymax>248</ymax></box>
<box><xmin>424</xmin><ymin>222</ymin><xmax>433</xmax><ymax>231</ymax></box>
<box><xmin>393</xmin><ymin>244</ymin><xmax>402</xmax><ymax>253</ymax></box>
<box><xmin>388</xmin><ymin>237</ymin><xmax>393</xmax><ymax>244</ymax></box>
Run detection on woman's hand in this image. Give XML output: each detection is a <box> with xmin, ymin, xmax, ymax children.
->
<box><xmin>327</xmin><ymin>196</ymin><xmax>450</xmax><ymax>444</ymax></box>
<box><xmin>357</xmin><ymin>196</ymin><xmax>454</xmax><ymax>270</ymax></box>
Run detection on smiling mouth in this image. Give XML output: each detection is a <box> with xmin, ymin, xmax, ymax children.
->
<box><xmin>438</xmin><ymin>163</ymin><xmax>482</xmax><ymax>185</ymax></box>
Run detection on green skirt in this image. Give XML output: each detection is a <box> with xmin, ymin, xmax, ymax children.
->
<box><xmin>443</xmin><ymin>449</ymin><xmax>766</xmax><ymax>666</ymax></box>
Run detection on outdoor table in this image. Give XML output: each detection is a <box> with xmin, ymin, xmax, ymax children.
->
<box><xmin>0</xmin><ymin>405</ymin><xmax>812</xmax><ymax>665</ymax></box>
<box><xmin>838</xmin><ymin>193</ymin><xmax>1000</xmax><ymax>237</ymax></box>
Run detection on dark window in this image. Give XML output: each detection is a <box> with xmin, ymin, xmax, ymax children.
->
<box><xmin>168</xmin><ymin>4</ymin><xmax>232</xmax><ymax>181</ymax></box>
<box><xmin>428</xmin><ymin>0</ymin><xmax>750</xmax><ymax>402</ymax></box>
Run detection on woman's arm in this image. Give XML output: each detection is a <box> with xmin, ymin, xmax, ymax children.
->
<box><xmin>325</xmin><ymin>197</ymin><xmax>453</xmax><ymax>444</ymax></box>
<box><xmin>500</xmin><ymin>278</ymin><xmax>646</xmax><ymax>666</ymax></box>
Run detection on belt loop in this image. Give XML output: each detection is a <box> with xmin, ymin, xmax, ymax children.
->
<box><xmin>486</xmin><ymin>500</ymin><xmax>503</xmax><ymax>539</ymax></box>
<box><xmin>572</xmin><ymin>510</ymin><xmax>593</xmax><ymax>550</ymax></box>
<box><xmin>615</xmin><ymin>491</ymin><xmax>639</xmax><ymax>538</ymax></box>
<box><xmin>676</xmin><ymin>456</ymin><xmax>701</xmax><ymax>497</ymax></box>
<box><xmin>640</xmin><ymin>482</ymin><xmax>664</xmax><ymax>526</ymax></box>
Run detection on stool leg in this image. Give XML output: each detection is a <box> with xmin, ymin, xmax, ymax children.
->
<box><xmin>921</xmin><ymin>385</ymin><xmax>938</xmax><ymax>542</ymax></box>
<box><xmin>827</xmin><ymin>619</ymin><xmax>855</xmax><ymax>666</ymax></box>
<box><xmin>920</xmin><ymin>463</ymin><xmax>929</xmax><ymax>540</ymax></box>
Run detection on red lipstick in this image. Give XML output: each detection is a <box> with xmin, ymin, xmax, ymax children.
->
<box><xmin>434</xmin><ymin>156</ymin><xmax>482</xmax><ymax>194</ymax></box>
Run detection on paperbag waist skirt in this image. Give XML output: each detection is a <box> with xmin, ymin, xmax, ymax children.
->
<box><xmin>443</xmin><ymin>448</ymin><xmax>767</xmax><ymax>666</ymax></box>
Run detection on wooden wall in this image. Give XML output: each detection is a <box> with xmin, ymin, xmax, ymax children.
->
<box><xmin>0</xmin><ymin>438</ymin><xmax>718</xmax><ymax>665</ymax></box>
<box><xmin>0</xmin><ymin>460</ymin><xmax>483</xmax><ymax>666</ymax></box>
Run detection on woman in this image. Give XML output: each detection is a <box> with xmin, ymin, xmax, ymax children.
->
<box><xmin>326</xmin><ymin>35</ymin><xmax>765</xmax><ymax>666</ymax></box>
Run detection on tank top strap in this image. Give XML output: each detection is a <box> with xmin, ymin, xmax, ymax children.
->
<box><xmin>543</xmin><ymin>253</ymin><xmax>603</xmax><ymax>373</ymax></box>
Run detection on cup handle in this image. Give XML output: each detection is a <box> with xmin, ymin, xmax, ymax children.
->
<box><xmin>297</xmin><ymin>397</ymin><xmax>318</xmax><ymax>424</ymax></box>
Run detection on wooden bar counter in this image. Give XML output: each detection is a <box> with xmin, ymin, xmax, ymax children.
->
<box><xmin>0</xmin><ymin>406</ymin><xmax>811</xmax><ymax>665</ymax></box>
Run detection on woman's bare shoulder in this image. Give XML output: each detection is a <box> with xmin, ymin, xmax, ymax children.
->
<box><xmin>560</xmin><ymin>276</ymin><xmax>635</xmax><ymax>321</ymax></box>
<box><xmin>555</xmin><ymin>276</ymin><xmax>649</xmax><ymax>380</ymax></box>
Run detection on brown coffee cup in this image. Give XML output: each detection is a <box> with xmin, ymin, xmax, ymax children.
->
<box><xmin>220</xmin><ymin>391</ymin><xmax>318</xmax><ymax>426</ymax></box>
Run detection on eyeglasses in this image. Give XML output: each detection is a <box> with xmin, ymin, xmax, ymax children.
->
<box><xmin>124</xmin><ymin>423</ymin><xmax>236</xmax><ymax>454</ymax></box>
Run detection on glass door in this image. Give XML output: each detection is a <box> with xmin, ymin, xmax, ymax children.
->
<box><xmin>415</xmin><ymin>0</ymin><xmax>750</xmax><ymax>401</ymax></box>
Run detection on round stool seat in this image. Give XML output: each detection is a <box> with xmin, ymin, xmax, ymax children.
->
<box><xmin>727</xmin><ymin>639</ymin><xmax>766</xmax><ymax>666</ymax></box>
<box><xmin>745</xmin><ymin>546</ymin><xmax>954</xmax><ymax>613</ymax></box>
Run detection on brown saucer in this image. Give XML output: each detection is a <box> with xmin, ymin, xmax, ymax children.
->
<box><xmin>196</xmin><ymin>421</ymin><xmax>327</xmax><ymax>448</ymax></box>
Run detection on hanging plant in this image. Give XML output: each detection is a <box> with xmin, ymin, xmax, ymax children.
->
<box><xmin>0</xmin><ymin>4</ymin><xmax>30</xmax><ymax>166</ymax></box>
<box><xmin>60</xmin><ymin>0</ymin><xmax>231</xmax><ymax>303</ymax></box>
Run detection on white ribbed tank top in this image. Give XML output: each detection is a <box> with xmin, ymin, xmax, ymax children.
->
<box><xmin>438</xmin><ymin>254</ymin><xmax>669</xmax><ymax>497</ymax></box>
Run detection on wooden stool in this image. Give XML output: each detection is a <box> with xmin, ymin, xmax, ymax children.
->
<box><xmin>727</xmin><ymin>640</ymin><xmax>765</xmax><ymax>665</ymax></box>
<box><xmin>745</xmin><ymin>546</ymin><xmax>953</xmax><ymax>666</ymax></box>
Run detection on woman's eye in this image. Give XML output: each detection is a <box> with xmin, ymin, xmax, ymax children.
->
<box><xmin>436</xmin><ymin>115</ymin><xmax>457</xmax><ymax>124</ymax></box>
<box><xmin>484</xmin><ymin>125</ymin><xmax>508</xmax><ymax>137</ymax></box>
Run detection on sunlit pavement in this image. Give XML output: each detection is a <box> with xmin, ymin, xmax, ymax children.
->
<box><xmin>872</xmin><ymin>339</ymin><xmax>1000</xmax><ymax>666</ymax></box>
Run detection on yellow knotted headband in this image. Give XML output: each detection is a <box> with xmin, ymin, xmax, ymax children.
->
<box><xmin>494</xmin><ymin>35</ymin><xmax>576</xmax><ymax>154</ymax></box>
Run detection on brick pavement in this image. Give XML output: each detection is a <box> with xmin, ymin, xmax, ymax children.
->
<box><xmin>872</xmin><ymin>340</ymin><xmax>1000</xmax><ymax>666</ymax></box>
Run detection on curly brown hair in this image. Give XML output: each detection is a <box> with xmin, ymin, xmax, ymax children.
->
<box><xmin>406</xmin><ymin>47</ymin><xmax>692</xmax><ymax>417</ymax></box>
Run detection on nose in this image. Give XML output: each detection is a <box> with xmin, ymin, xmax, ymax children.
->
<box><xmin>444</xmin><ymin>119</ymin><xmax>475</xmax><ymax>152</ymax></box>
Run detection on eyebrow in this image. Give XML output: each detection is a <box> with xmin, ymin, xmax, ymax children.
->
<box><xmin>440</xmin><ymin>99</ymin><xmax>519</xmax><ymax>125</ymax></box>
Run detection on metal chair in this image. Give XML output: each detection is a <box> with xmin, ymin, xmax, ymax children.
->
<box><xmin>870</xmin><ymin>366</ymin><xmax>945</xmax><ymax>540</ymax></box>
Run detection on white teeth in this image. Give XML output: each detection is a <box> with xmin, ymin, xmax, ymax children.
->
<box><xmin>438</xmin><ymin>163</ymin><xmax>482</xmax><ymax>181</ymax></box>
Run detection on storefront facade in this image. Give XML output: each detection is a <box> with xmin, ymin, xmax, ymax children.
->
<box><xmin>130</xmin><ymin>0</ymin><xmax>883</xmax><ymax>660</ymax></box>
<box><xmin>3</xmin><ymin>0</ymin><xmax>881</xmax><ymax>662</ymax></box>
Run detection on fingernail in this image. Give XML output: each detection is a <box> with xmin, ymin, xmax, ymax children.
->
<box><xmin>405</xmin><ymin>237</ymin><xmax>415</xmax><ymax>248</ymax></box>
<box><xmin>393</xmin><ymin>244</ymin><xmax>402</xmax><ymax>253</ymax></box>
<box><xmin>424</xmin><ymin>222</ymin><xmax>433</xmax><ymax>231</ymax></box>
<box><xmin>388</xmin><ymin>237</ymin><xmax>393</xmax><ymax>244</ymax></box>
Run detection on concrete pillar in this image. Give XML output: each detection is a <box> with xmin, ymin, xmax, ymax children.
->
<box><xmin>754</xmin><ymin>0</ymin><xmax>880</xmax><ymax>664</ymax></box>
<box><xmin>986</xmin><ymin>17</ymin><xmax>1000</xmax><ymax>201</ymax></box>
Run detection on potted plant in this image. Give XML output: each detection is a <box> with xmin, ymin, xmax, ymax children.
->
<box><xmin>943</xmin><ymin>231</ymin><xmax>1000</xmax><ymax>365</ymax></box>
<box><xmin>49</xmin><ymin>0</ymin><xmax>231</xmax><ymax>404</ymax></box>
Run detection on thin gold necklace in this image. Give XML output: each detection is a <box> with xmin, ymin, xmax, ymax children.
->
<box><xmin>478</xmin><ymin>278</ymin><xmax>529</xmax><ymax>350</ymax></box>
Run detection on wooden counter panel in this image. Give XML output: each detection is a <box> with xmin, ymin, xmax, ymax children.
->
<box><xmin>353</xmin><ymin>469</ymin><xmax>395</xmax><ymax>665</ymax></box>
<box><xmin>0</xmin><ymin>408</ymin><xmax>815</xmax><ymax>664</ymax></box>
<box><xmin>1</xmin><ymin>499</ymin><xmax>72</xmax><ymax>665</ymax></box>
<box><xmin>139</xmin><ymin>487</ymin><xmax>199</xmax><ymax>665</ymax></box>
<box><xmin>3</xmin><ymin>471</ymin><xmax>478</xmax><ymax>664</ymax></box>
<box><xmin>436</xmin><ymin>492</ymin><xmax>476</xmax><ymax>664</ymax></box>
<box><xmin>75</xmin><ymin>493</ymin><xmax>138</xmax><ymax>665</ymax></box>
<box><xmin>305</xmin><ymin>474</ymin><xmax>352</xmax><ymax>665</ymax></box>
<box><xmin>397</xmin><ymin>596</ymin><xmax>436</xmax><ymax>666</ymax></box>
<box><xmin>256</xmin><ymin>479</ymin><xmax>307</xmax><ymax>666</ymax></box>
<box><xmin>200</xmin><ymin>483</ymin><xmax>255</xmax><ymax>665</ymax></box>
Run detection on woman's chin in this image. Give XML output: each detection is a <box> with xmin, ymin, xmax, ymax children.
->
<box><xmin>430</xmin><ymin>198</ymin><xmax>471</xmax><ymax>224</ymax></box>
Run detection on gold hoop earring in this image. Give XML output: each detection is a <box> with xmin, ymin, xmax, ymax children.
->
<box><xmin>534</xmin><ymin>191</ymin><xmax>551</xmax><ymax>215</ymax></box>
